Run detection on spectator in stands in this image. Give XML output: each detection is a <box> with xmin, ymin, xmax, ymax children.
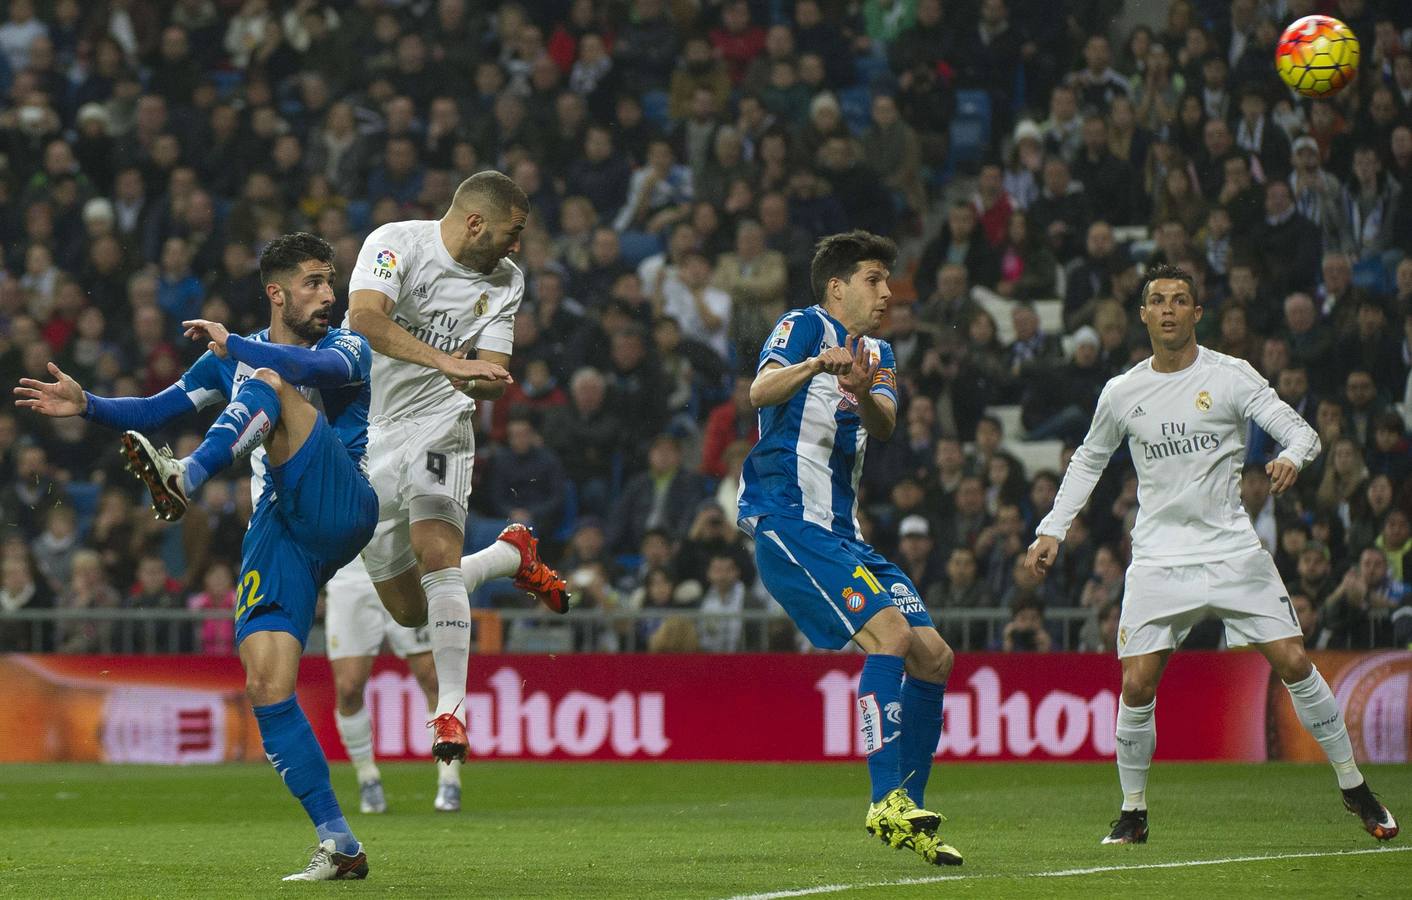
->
<box><xmin>916</xmin><ymin>262</ymin><xmax>977</xmax><ymax>338</ymax></box>
<box><xmin>713</xmin><ymin>219</ymin><xmax>786</xmax><ymax>360</ymax></box>
<box><xmin>994</xmin><ymin>211</ymin><xmax>1058</xmax><ymax>301</ymax></box>
<box><xmin>1290</xmin><ymin>592</ymin><xmax>1320</xmax><ymax>647</ymax></box>
<box><xmin>700</xmin><ymin>377</ymin><xmax>757</xmax><ymax>480</ymax></box>
<box><xmin>1342</xmin><ymin>145</ymin><xmax>1403</xmax><ymax>264</ymax></box>
<box><xmin>1281</xmin><ymin>292</ymin><xmax>1335</xmax><ymax>384</ymax></box>
<box><xmin>697</xmin><ymin>551</ymin><xmax>749</xmax><ymax>653</ymax></box>
<box><xmin>56</xmin><ymin>549</ymin><xmax>119</xmax><ymax>654</ymax></box>
<box><xmin>545</xmin><ymin>367</ymin><xmax>621</xmax><ymax>515</ymax></box>
<box><xmin>1063</xmin><ymin>220</ymin><xmax>1119</xmax><ymax>328</ymax></box>
<box><xmin>1318</xmin><ymin>546</ymin><xmax>1404</xmax><ymax>649</ymax></box>
<box><xmin>30</xmin><ymin>505</ymin><xmax>78</xmax><ymax>594</ymax></box>
<box><xmin>187</xmin><ymin>560</ymin><xmax>234</xmax><ymax>656</ymax></box>
<box><xmin>0</xmin><ymin>552</ymin><xmax>53</xmax><ymax>652</ymax></box>
<box><xmin>1295</xmin><ymin>540</ymin><xmax>1335</xmax><ymax>606</ymax></box>
<box><xmin>614</xmin><ymin>138</ymin><xmax>693</xmax><ymax>234</ymax></box>
<box><xmin>918</xmin><ymin>202</ymin><xmax>1000</xmax><ymax>297</ymax></box>
<box><xmin>608</xmin><ymin>434</ymin><xmax>707</xmax><ymax>553</ymax></box>
<box><xmin>935</xmin><ymin>545</ymin><xmax>990</xmax><ymax>609</ymax></box>
<box><xmin>1254</xmin><ymin>180</ymin><xmax>1322</xmax><ymax>298</ymax></box>
<box><xmin>1343</xmin><ymin>369</ymin><xmax>1385</xmax><ymax>449</ymax></box>
<box><xmin>1073</xmin><ymin>115</ymin><xmax>1137</xmax><ymax>226</ymax></box>
<box><xmin>2</xmin><ymin>444</ymin><xmax>59</xmax><ymax>539</ymax></box>
<box><xmin>489</xmin><ymin>411</ymin><xmax>567</xmax><ymax>538</ymax></box>
<box><xmin>997</xmin><ymin>595</ymin><xmax>1054</xmax><ymax>652</ymax></box>
<box><xmin>896</xmin><ymin>514</ymin><xmax>946</xmax><ymax>604</ymax></box>
<box><xmin>1021</xmin><ymin>325</ymin><xmax>1105</xmax><ymax>443</ymax></box>
<box><xmin>937</xmin><ymin>475</ymin><xmax>990</xmax><ymax>559</ymax></box>
<box><xmin>1028</xmin><ymin>156</ymin><xmax>1090</xmax><ymax>263</ymax></box>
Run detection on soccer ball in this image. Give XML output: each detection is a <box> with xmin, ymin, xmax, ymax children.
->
<box><xmin>1275</xmin><ymin>15</ymin><xmax>1359</xmax><ymax>98</ymax></box>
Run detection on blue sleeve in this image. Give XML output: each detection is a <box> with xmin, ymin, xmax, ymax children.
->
<box><xmin>757</xmin><ymin>311</ymin><xmax>822</xmax><ymax>371</ymax></box>
<box><xmin>83</xmin><ymin>384</ymin><xmax>197</xmax><ymax>431</ymax></box>
<box><xmin>870</xmin><ymin>340</ymin><xmax>898</xmax><ymax>407</ymax></box>
<box><xmin>226</xmin><ymin>333</ymin><xmax>367</xmax><ymax>389</ymax></box>
<box><xmin>82</xmin><ymin>350</ymin><xmax>232</xmax><ymax>430</ymax></box>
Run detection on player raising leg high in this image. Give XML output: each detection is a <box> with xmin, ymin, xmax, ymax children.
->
<box><xmin>325</xmin><ymin>553</ymin><xmax>463</xmax><ymax>813</ymax></box>
<box><xmin>739</xmin><ymin>231</ymin><xmax>962</xmax><ymax>867</ymax></box>
<box><xmin>1025</xmin><ymin>263</ymin><xmax>1397</xmax><ymax>846</ymax></box>
<box><xmin>16</xmin><ymin>233</ymin><xmax>381</xmax><ymax>880</ymax></box>
<box><xmin>346</xmin><ymin>171</ymin><xmax>568</xmax><ymax>768</ymax></box>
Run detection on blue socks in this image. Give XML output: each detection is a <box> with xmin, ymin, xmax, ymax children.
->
<box><xmin>184</xmin><ymin>378</ymin><xmax>282</xmax><ymax>494</ymax></box>
<box><xmin>253</xmin><ymin>694</ymin><xmax>357</xmax><ymax>855</ymax></box>
<box><xmin>859</xmin><ymin>654</ymin><xmax>906</xmax><ymax>803</ymax></box>
<box><xmin>899</xmin><ymin>677</ymin><xmax>946</xmax><ymax>807</ymax></box>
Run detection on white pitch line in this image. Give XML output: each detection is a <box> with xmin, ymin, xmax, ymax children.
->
<box><xmin>721</xmin><ymin>845</ymin><xmax>1412</xmax><ymax>900</ymax></box>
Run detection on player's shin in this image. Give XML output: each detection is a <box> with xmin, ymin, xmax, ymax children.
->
<box><xmin>424</xmin><ymin>569</ymin><xmax>471</xmax><ymax>719</ymax></box>
<box><xmin>899</xmin><ymin>677</ymin><xmax>945</xmax><ymax>807</ymax></box>
<box><xmin>1284</xmin><ymin>665</ymin><xmax>1363</xmax><ymax>789</ymax></box>
<box><xmin>460</xmin><ymin>541</ymin><xmax>521</xmax><ymax>590</ymax></box>
<box><xmin>186</xmin><ymin>378</ymin><xmax>282</xmax><ymax>493</ymax></box>
<box><xmin>253</xmin><ymin>694</ymin><xmax>358</xmax><ymax>854</ymax></box>
<box><xmin>1115</xmin><ymin>699</ymin><xmax>1156</xmax><ymax>810</ymax></box>
<box><xmin>859</xmin><ymin>655</ymin><xmax>906</xmax><ymax>802</ymax></box>
<box><xmin>334</xmin><ymin>707</ymin><xmax>379</xmax><ymax>784</ymax></box>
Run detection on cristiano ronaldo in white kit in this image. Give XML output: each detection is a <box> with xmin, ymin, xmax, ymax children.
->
<box><xmin>1026</xmin><ymin>263</ymin><xmax>1397</xmax><ymax>846</ymax></box>
<box><xmin>346</xmin><ymin>171</ymin><xmax>568</xmax><ymax>768</ymax></box>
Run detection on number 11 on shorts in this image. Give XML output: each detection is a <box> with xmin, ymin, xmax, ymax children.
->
<box><xmin>853</xmin><ymin>566</ymin><xmax>883</xmax><ymax>594</ymax></box>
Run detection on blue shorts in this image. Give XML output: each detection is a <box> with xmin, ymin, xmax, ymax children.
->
<box><xmin>752</xmin><ymin>516</ymin><xmax>932</xmax><ymax>650</ymax></box>
<box><xmin>234</xmin><ymin>413</ymin><xmax>378</xmax><ymax>648</ymax></box>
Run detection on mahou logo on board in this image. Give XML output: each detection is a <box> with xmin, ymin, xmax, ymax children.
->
<box><xmin>364</xmin><ymin>667</ymin><xmax>670</xmax><ymax>758</ymax></box>
<box><xmin>816</xmin><ymin>667</ymin><xmax>1119</xmax><ymax>759</ymax></box>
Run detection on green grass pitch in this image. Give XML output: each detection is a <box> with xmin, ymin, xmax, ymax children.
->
<box><xmin>0</xmin><ymin>761</ymin><xmax>1407</xmax><ymax>897</ymax></box>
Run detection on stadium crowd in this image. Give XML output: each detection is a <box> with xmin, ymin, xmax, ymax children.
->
<box><xmin>2</xmin><ymin>0</ymin><xmax>1412</xmax><ymax>656</ymax></box>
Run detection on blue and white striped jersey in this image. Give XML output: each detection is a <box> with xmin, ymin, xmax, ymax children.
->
<box><xmin>737</xmin><ymin>305</ymin><xmax>898</xmax><ymax>540</ymax></box>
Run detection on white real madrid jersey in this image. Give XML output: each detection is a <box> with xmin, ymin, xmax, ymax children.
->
<box><xmin>1036</xmin><ymin>346</ymin><xmax>1321</xmax><ymax>566</ymax></box>
<box><xmin>347</xmin><ymin>219</ymin><xmax>523</xmax><ymax>421</ymax></box>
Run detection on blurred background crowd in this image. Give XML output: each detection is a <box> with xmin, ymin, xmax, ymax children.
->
<box><xmin>2</xmin><ymin>0</ymin><xmax>1411</xmax><ymax>656</ymax></box>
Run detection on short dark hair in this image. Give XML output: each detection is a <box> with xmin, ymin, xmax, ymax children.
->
<box><xmin>451</xmin><ymin>169</ymin><xmax>529</xmax><ymax>218</ymax></box>
<box><xmin>259</xmin><ymin>231</ymin><xmax>334</xmax><ymax>286</ymax></box>
<box><xmin>1139</xmin><ymin>262</ymin><xmax>1197</xmax><ymax>306</ymax></box>
<box><xmin>809</xmin><ymin>230</ymin><xmax>897</xmax><ymax>303</ymax></box>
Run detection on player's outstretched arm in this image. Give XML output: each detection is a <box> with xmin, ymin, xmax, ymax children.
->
<box><xmin>15</xmin><ymin>362</ymin><xmax>197</xmax><ymax>430</ymax></box>
<box><xmin>348</xmin><ymin>290</ymin><xmax>511</xmax><ymax>385</ymax></box>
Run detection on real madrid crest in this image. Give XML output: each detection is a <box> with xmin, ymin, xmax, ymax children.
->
<box><xmin>1195</xmin><ymin>390</ymin><xmax>1212</xmax><ymax>412</ymax></box>
<box><xmin>474</xmin><ymin>292</ymin><xmax>489</xmax><ymax>317</ymax></box>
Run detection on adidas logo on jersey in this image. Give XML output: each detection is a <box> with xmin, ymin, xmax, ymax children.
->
<box><xmin>1130</xmin><ymin>405</ymin><xmax>1146</xmax><ymax>419</ymax></box>
<box><xmin>411</xmin><ymin>283</ymin><xmax>429</xmax><ymax>299</ymax></box>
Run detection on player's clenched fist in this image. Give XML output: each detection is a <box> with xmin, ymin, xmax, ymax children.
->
<box><xmin>812</xmin><ymin>346</ymin><xmax>853</xmax><ymax>376</ymax></box>
<box><xmin>1025</xmin><ymin>534</ymin><xmax>1059</xmax><ymax>578</ymax></box>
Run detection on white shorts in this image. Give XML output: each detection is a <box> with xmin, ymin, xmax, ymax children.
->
<box><xmin>362</xmin><ymin>408</ymin><xmax>475</xmax><ymax>581</ymax></box>
<box><xmin>1117</xmin><ymin>548</ymin><xmax>1302</xmax><ymax>658</ymax></box>
<box><xmin>324</xmin><ymin>554</ymin><xmax>433</xmax><ymax>660</ymax></box>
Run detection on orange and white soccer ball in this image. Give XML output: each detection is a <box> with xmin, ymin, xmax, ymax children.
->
<box><xmin>1276</xmin><ymin>15</ymin><xmax>1359</xmax><ymax>98</ymax></box>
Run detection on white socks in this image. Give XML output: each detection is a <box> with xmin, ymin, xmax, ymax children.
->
<box><xmin>424</xmin><ymin>568</ymin><xmax>471</xmax><ymax>718</ymax></box>
<box><xmin>440</xmin><ymin>758</ymin><xmax>463</xmax><ymax>785</ymax></box>
<box><xmin>335</xmin><ymin>707</ymin><xmax>379</xmax><ymax>784</ymax></box>
<box><xmin>1115</xmin><ymin>698</ymin><xmax>1156</xmax><ymax>811</ymax></box>
<box><xmin>1285</xmin><ymin>665</ymin><xmax>1363</xmax><ymax>790</ymax></box>
<box><xmin>460</xmin><ymin>541</ymin><xmax>521</xmax><ymax>591</ymax></box>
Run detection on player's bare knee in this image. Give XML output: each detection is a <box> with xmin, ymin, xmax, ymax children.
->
<box><xmin>245</xmin><ymin>671</ymin><xmax>285</xmax><ymax>707</ymax></box>
<box><xmin>335</xmin><ymin>687</ymin><xmax>365</xmax><ymax>716</ymax></box>
<box><xmin>929</xmin><ymin>640</ymin><xmax>955</xmax><ymax>682</ymax></box>
<box><xmin>251</xmin><ymin>367</ymin><xmax>284</xmax><ymax>392</ymax></box>
<box><xmin>387</xmin><ymin>601</ymin><xmax>428</xmax><ymax>629</ymax></box>
<box><xmin>1120</xmin><ymin>674</ymin><xmax>1157</xmax><ymax>707</ymax></box>
<box><xmin>1271</xmin><ymin>645</ymin><xmax>1313</xmax><ymax>684</ymax></box>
